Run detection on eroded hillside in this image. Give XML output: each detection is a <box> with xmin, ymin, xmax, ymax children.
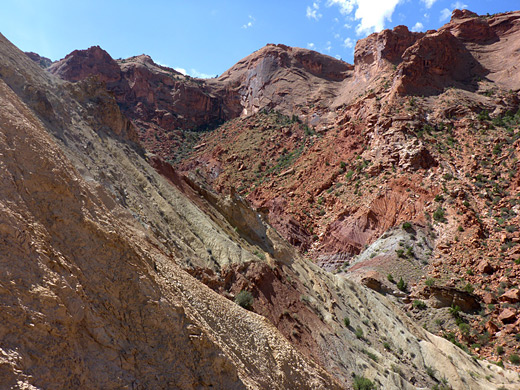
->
<box><xmin>4</xmin><ymin>7</ymin><xmax>520</xmax><ymax>390</ymax></box>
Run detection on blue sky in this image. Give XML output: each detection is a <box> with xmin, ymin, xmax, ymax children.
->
<box><xmin>1</xmin><ymin>0</ymin><xmax>516</xmax><ymax>78</ymax></box>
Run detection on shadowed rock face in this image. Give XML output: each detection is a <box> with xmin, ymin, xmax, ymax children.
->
<box><xmin>48</xmin><ymin>43</ymin><xmax>352</xmax><ymax>132</ymax></box>
<box><xmin>395</xmin><ymin>29</ymin><xmax>485</xmax><ymax>95</ymax></box>
<box><xmin>49</xmin><ymin>47</ymin><xmax>229</xmax><ymax>132</ymax></box>
<box><xmin>49</xmin><ymin>45</ymin><xmax>122</xmax><ymax>83</ymax></box>
<box><xmin>354</xmin><ymin>25</ymin><xmax>424</xmax><ymax>78</ymax></box>
<box><xmin>25</xmin><ymin>51</ymin><xmax>52</xmax><ymax>68</ymax></box>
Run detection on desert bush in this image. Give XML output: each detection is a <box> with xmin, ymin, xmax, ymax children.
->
<box><xmin>425</xmin><ymin>278</ymin><xmax>435</xmax><ymax>287</ymax></box>
<box><xmin>433</xmin><ymin>207</ymin><xmax>446</xmax><ymax>222</ymax></box>
<box><xmin>234</xmin><ymin>290</ymin><xmax>253</xmax><ymax>310</ymax></box>
<box><xmin>510</xmin><ymin>354</ymin><xmax>520</xmax><ymax>365</ymax></box>
<box><xmin>413</xmin><ymin>300</ymin><xmax>427</xmax><ymax>310</ymax></box>
<box><xmin>397</xmin><ymin>277</ymin><xmax>407</xmax><ymax>292</ymax></box>
<box><xmin>353</xmin><ymin>375</ymin><xmax>376</xmax><ymax>390</ymax></box>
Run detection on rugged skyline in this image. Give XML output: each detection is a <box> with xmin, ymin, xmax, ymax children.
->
<box><xmin>2</xmin><ymin>0</ymin><xmax>516</xmax><ymax>78</ymax></box>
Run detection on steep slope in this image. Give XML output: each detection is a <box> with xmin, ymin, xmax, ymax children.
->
<box><xmin>0</xmin><ymin>33</ymin><xmax>341</xmax><ymax>389</ymax></box>
<box><xmin>9</xmin><ymin>8</ymin><xmax>520</xmax><ymax>389</ymax></box>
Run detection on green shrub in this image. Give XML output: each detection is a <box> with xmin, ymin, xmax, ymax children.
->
<box><xmin>234</xmin><ymin>290</ymin><xmax>253</xmax><ymax>310</ymax></box>
<box><xmin>496</xmin><ymin>345</ymin><xmax>504</xmax><ymax>355</ymax></box>
<box><xmin>434</xmin><ymin>194</ymin><xmax>445</xmax><ymax>202</ymax></box>
<box><xmin>433</xmin><ymin>207</ymin><xmax>446</xmax><ymax>223</ymax></box>
<box><xmin>353</xmin><ymin>375</ymin><xmax>376</xmax><ymax>390</ymax></box>
<box><xmin>413</xmin><ymin>300</ymin><xmax>427</xmax><ymax>309</ymax></box>
<box><xmin>402</xmin><ymin>221</ymin><xmax>413</xmax><ymax>231</ymax></box>
<box><xmin>449</xmin><ymin>305</ymin><xmax>461</xmax><ymax>318</ymax></box>
<box><xmin>510</xmin><ymin>354</ymin><xmax>520</xmax><ymax>365</ymax></box>
<box><xmin>459</xmin><ymin>323</ymin><xmax>470</xmax><ymax>336</ymax></box>
<box><xmin>425</xmin><ymin>278</ymin><xmax>435</xmax><ymax>287</ymax></box>
<box><xmin>362</xmin><ymin>349</ymin><xmax>378</xmax><ymax>362</ymax></box>
<box><xmin>478</xmin><ymin>110</ymin><xmax>490</xmax><ymax>121</ymax></box>
<box><xmin>355</xmin><ymin>326</ymin><xmax>364</xmax><ymax>339</ymax></box>
<box><xmin>344</xmin><ymin>317</ymin><xmax>350</xmax><ymax>327</ymax></box>
<box><xmin>387</xmin><ymin>274</ymin><xmax>395</xmax><ymax>283</ymax></box>
<box><xmin>397</xmin><ymin>277</ymin><xmax>407</xmax><ymax>292</ymax></box>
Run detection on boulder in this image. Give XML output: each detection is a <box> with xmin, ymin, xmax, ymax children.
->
<box><xmin>499</xmin><ymin>289</ymin><xmax>520</xmax><ymax>303</ymax></box>
<box><xmin>498</xmin><ymin>308</ymin><xmax>517</xmax><ymax>324</ymax></box>
<box><xmin>476</xmin><ymin>260</ymin><xmax>494</xmax><ymax>274</ymax></box>
<box><xmin>422</xmin><ymin>286</ymin><xmax>480</xmax><ymax>312</ymax></box>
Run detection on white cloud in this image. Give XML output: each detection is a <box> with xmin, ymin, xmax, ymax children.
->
<box><xmin>411</xmin><ymin>22</ymin><xmax>424</xmax><ymax>32</ymax></box>
<box><xmin>326</xmin><ymin>0</ymin><xmax>403</xmax><ymax>36</ymax></box>
<box><xmin>452</xmin><ymin>1</ymin><xmax>467</xmax><ymax>10</ymax></box>
<box><xmin>307</xmin><ymin>42</ymin><xmax>316</xmax><ymax>49</ymax></box>
<box><xmin>327</xmin><ymin>0</ymin><xmax>355</xmax><ymax>15</ymax></box>
<box><xmin>306</xmin><ymin>2</ymin><xmax>323</xmax><ymax>20</ymax></box>
<box><xmin>421</xmin><ymin>0</ymin><xmax>437</xmax><ymax>9</ymax></box>
<box><xmin>440</xmin><ymin>2</ymin><xmax>467</xmax><ymax>22</ymax></box>
<box><xmin>440</xmin><ymin>8</ymin><xmax>451</xmax><ymax>21</ymax></box>
<box><xmin>334</xmin><ymin>33</ymin><xmax>341</xmax><ymax>39</ymax></box>
<box><xmin>174</xmin><ymin>67</ymin><xmax>215</xmax><ymax>78</ymax></box>
<box><xmin>335</xmin><ymin>54</ymin><xmax>342</xmax><ymax>60</ymax></box>
<box><xmin>343</xmin><ymin>37</ymin><xmax>354</xmax><ymax>48</ymax></box>
<box><xmin>325</xmin><ymin>41</ymin><xmax>332</xmax><ymax>52</ymax></box>
<box><xmin>242</xmin><ymin>15</ymin><xmax>255</xmax><ymax>29</ymax></box>
<box><xmin>190</xmin><ymin>69</ymin><xmax>217</xmax><ymax>79</ymax></box>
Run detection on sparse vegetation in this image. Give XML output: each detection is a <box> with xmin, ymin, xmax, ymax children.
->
<box><xmin>412</xmin><ymin>300</ymin><xmax>427</xmax><ymax>310</ymax></box>
<box><xmin>234</xmin><ymin>290</ymin><xmax>253</xmax><ymax>310</ymax></box>
<box><xmin>397</xmin><ymin>277</ymin><xmax>407</xmax><ymax>292</ymax></box>
<box><xmin>353</xmin><ymin>375</ymin><xmax>376</xmax><ymax>390</ymax></box>
<box><xmin>433</xmin><ymin>207</ymin><xmax>447</xmax><ymax>223</ymax></box>
<box><xmin>426</xmin><ymin>365</ymin><xmax>436</xmax><ymax>379</ymax></box>
<box><xmin>362</xmin><ymin>349</ymin><xmax>378</xmax><ymax>362</ymax></box>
